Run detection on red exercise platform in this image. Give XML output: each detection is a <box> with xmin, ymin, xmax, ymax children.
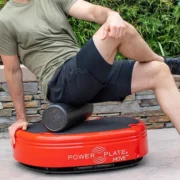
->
<box><xmin>13</xmin><ymin>117</ymin><xmax>148</xmax><ymax>174</ymax></box>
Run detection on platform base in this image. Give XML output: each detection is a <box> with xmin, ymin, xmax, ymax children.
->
<box><xmin>21</xmin><ymin>158</ymin><xmax>143</xmax><ymax>174</ymax></box>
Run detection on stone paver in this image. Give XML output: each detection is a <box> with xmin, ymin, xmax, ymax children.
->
<box><xmin>0</xmin><ymin>128</ymin><xmax>180</xmax><ymax>180</ymax></box>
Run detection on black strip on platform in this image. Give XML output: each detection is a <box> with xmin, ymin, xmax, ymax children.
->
<box><xmin>21</xmin><ymin>158</ymin><xmax>143</xmax><ymax>174</ymax></box>
<box><xmin>27</xmin><ymin>117</ymin><xmax>139</xmax><ymax>134</ymax></box>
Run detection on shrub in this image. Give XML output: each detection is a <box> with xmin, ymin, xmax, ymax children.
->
<box><xmin>69</xmin><ymin>0</ymin><xmax>180</xmax><ymax>58</ymax></box>
<box><xmin>0</xmin><ymin>0</ymin><xmax>4</xmax><ymax>8</ymax></box>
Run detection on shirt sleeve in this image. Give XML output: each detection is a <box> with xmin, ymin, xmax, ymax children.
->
<box><xmin>0</xmin><ymin>20</ymin><xmax>17</xmax><ymax>55</ymax></box>
<box><xmin>54</xmin><ymin>0</ymin><xmax>78</xmax><ymax>14</ymax></box>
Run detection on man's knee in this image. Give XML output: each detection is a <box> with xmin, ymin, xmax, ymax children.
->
<box><xmin>150</xmin><ymin>61</ymin><xmax>172</xmax><ymax>84</ymax></box>
<box><xmin>94</xmin><ymin>21</ymin><xmax>137</xmax><ymax>42</ymax></box>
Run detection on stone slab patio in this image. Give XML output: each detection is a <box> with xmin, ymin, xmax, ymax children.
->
<box><xmin>0</xmin><ymin>128</ymin><xmax>180</xmax><ymax>180</ymax></box>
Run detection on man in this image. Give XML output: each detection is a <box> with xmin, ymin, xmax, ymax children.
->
<box><xmin>0</xmin><ymin>0</ymin><xmax>179</xmax><ymax>146</ymax></box>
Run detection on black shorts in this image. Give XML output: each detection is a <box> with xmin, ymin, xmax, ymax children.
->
<box><xmin>47</xmin><ymin>39</ymin><xmax>135</xmax><ymax>106</ymax></box>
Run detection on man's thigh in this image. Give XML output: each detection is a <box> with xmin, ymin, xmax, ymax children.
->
<box><xmin>131</xmin><ymin>61</ymin><xmax>165</xmax><ymax>94</ymax></box>
<box><xmin>47</xmin><ymin>38</ymin><xmax>135</xmax><ymax>105</ymax></box>
<box><xmin>47</xmin><ymin>38</ymin><xmax>112</xmax><ymax>105</ymax></box>
<box><xmin>94</xmin><ymin>60</ymin><xmax>170</xmax><ymax>103</ymax></box>
<box><xmin>90</xmin><ymin>60</ymin><xmax>135</xmax><ymax>103</ymax></box>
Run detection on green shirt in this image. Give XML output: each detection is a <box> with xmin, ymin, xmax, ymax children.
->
<box><xmin>0</xmin><ymin>0</ymin><xmax>80</xmax><ymax>99</ymax></box>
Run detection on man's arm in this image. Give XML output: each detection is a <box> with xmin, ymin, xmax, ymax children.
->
<box><xmin>1</xmin><ymin>55</ymin><xmax>26</xmax><ymax>120</ymax></box>
<box><xmin>1</xmin><ymin>55</ymin><xmax>28</xmax><ymax>145</ymax></box>
<box><xmin>68</xmin><ymin>0</ymin><xmax>118</xmax><ymax>24</ymax></box>
<box><xmin>68</xmin><ymin>0</ymin><xmax>126</xmax><ymax>39</ymax></box>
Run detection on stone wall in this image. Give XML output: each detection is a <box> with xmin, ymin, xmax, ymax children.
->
<box><xmin>0</xmin><ymin>64</ymin><xmax>180</xmax><ymax>132</ymax></box>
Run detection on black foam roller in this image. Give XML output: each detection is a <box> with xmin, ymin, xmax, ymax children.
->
<box><xmin>42</xmin><ymin>103</ymin><xmax>93</xmax><ymax>132</ymax></box>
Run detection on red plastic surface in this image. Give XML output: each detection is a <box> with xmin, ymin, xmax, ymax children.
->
<box><xmin>13</xmin><ymin>119</ymin><xmax>148</xmax><ymax>168</ymax></box>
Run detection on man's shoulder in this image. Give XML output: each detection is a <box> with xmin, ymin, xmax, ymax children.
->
<box><xmin>0</xmin><ymin>3</ymin><xmax>16</xmax><ymax>23</ymax></box>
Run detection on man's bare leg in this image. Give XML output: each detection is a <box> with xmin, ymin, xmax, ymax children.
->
<box><xmin>92</xmin><ymin>21</ymin><xmax>180</xmax><ymax>134</ymax></box>
<box><xmin>131</xmin><ymin>61</ymin><xmax>180</xmax><ymax>134</ymax></box>
<box><xmin>93</xmin><ymin>22</ymin><xmax>164</xmax><ymax>64</ymax></box>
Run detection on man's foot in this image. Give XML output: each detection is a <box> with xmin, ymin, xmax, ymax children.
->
<box><xmin>164</xmin><ymin>57</ymin><xmax>180</xmax><ymax>75</ymax></box>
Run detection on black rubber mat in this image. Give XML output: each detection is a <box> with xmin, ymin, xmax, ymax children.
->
<box><xmin>27</xmin><ymin>117</ymin><xmax>139</xmax><ymax>134</ymax></box>
<box><xmin>21</xmin><ymin>158</ymin><xmax>143</xmax><ymax>174</ymax></box>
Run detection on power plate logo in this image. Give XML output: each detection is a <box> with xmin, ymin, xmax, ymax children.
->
<box><xmin>92</xmin><ymin>146</ymin><xmax>107</xmax><ymax>164</ymax></box>
<box><xmin>68</xmin><ymin>146</ymin><xmax>129</xmax><ymax>164</ymax></box>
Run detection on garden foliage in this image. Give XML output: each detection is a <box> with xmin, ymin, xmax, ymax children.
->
<box><xmin>69</xmin><ymin>0</ymin><xmax>180</xmax><ymax>58</ymax></box>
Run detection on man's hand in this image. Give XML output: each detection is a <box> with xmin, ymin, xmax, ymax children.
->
<box><xmin>102</xmin><ymin>12</ymin><xmax>127</xmax><ymax>40</ymax></box>
<box><xmin>8</xmin><ymin>119</ymin><xmax>28</xmax><ymax>146</ymax></box>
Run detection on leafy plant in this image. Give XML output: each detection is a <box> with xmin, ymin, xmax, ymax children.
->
<box><xmin>0</xmin><ymin>0</ymin><xmax>4</xmax><ymax>6</ymax></box>
<box><xmin>69</xmin><ymin>0</ymin><xmax>180</xmax><ymax>58</ymax></box>
<box><xmin>1</xmin><ymin>0</ymin><xmax>179</xmax><ymax>58</ymax></box>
